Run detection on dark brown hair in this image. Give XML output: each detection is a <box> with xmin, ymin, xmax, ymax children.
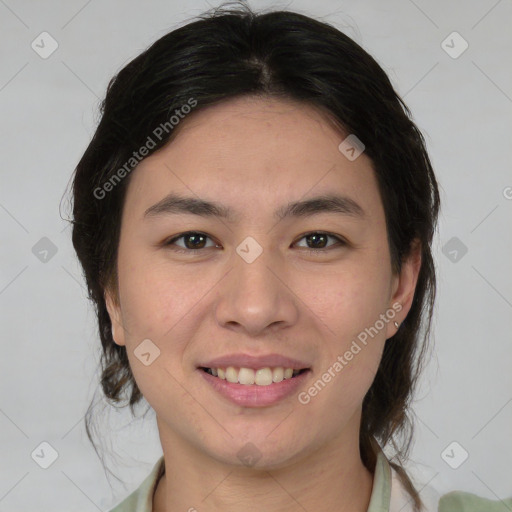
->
<box><xmin>68</xmin><ymin>2</ymin><xmax>440</xmax><ymax>509</ymax></box>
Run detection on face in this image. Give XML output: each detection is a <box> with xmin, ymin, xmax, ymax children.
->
<box><xmin>105</xmin><ymin>96</ymin><xmax>420</xmax><ymax>470</ymax></box>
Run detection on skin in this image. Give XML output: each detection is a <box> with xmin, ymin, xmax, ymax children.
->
<box><xmin>105</xmin><ymin>95</ymin><xmax>421</xmax><ymax>512</ymax></box>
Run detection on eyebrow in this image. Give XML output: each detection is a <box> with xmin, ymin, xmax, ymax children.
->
<box><xmin>143</xmin><ymin>192</ymin><xmax>365</xmax><ymax>221</ymax></box>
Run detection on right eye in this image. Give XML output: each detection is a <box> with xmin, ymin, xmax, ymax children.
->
<box><xmin>163</xmin><ymin>231</ymin><xmax>221</xmax><ymax>254</ymax></box>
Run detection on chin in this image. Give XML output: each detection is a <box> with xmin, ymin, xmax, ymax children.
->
<box><xmin>203</xmin><ymin>432</ymin><xmax>309</xmax><ymax>471</ymax></box>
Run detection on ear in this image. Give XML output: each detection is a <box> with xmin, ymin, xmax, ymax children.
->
<box><xmin>385</xmin><ymin>238</ymin><xmax>422</xmax><ymax>340</ymax></box>
<box><xmin>104</xmin><ymin>286</ymin><xmax>126</xmax><ymax>347</ymax></box>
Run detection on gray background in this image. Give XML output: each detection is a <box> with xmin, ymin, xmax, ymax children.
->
<box><xmin>1</xmin><ymin>0</ymin><xmax>511</xmax><ymax>510</ymax></box>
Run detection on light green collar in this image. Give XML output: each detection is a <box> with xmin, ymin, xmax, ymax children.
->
<box><xmin>109</xmin><ymin>446</ymin><xmax>394</xmax><ymax>512</ymax></box>
<box><xmin>367</xmin><ymin>444</ymin><xmax>393</xmax><ymax>512</ymax></box>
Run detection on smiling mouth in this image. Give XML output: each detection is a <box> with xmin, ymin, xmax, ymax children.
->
<box><xmin>199</xmin><ymin>366</ymin><xmax>310</xmax><ymax>386</ymax></box>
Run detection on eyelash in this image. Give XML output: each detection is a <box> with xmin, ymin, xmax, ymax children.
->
<box><xmin>163</xmin><ymin>231</ymin><xmax>346</xmax><ymax>256</ymax></box>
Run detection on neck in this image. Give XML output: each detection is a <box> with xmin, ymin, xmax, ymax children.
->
<box><xmin>153</xmin><ymin>418</ymin><xmax>375</xmax><ymax>512</ymax></box>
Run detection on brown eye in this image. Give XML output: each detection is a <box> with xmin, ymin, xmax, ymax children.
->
<box><xmin>294</xmin><ymin>232</ymin><xmax>345</xmax><ymax>252</ymax></box>
<box><xmin>165</xmin><ymin>232</ymin><xmax>218</xmax><ymax>252</ymax></box>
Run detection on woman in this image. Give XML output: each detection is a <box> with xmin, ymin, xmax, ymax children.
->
<box><xmin>70</xmin><ymin>2</ymin><xmax>499</xmax><ymax>511</ymax></box>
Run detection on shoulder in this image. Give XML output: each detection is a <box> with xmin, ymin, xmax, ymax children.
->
<box><xmin>107</xmin><ymin>456</ymin><xmax>165</xmax><ymax>512</ymax></box>
<box><xmin>438</xmin><ymin>490</ymin><xmax>512</xmax><ymax>512</ymax></box>
<box><xmin>391</xmin><ymin>466</ymin><xmax>512</xmax><ymax>512</ymax></box>
<box><xmin>389</xmin><ymin>465</ymin><xmax>441</xmax><ymax>512</ymax></box>
<box><xmin>389</xmin><ymin>463</ymin><xmax>512</xmax><ymax>512</ymax></box>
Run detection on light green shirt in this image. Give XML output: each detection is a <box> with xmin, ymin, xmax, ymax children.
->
<box><xmin>107</xmin><ymin>448</ymin><xmax>511</xmax><ymax>512</ymax></box>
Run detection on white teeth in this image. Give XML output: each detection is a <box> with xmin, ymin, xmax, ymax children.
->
<box><xmin>255</xmin><ymin>368</ymin><xmax>273</xmax><ymax>386</ymax></box>
<box><xmin>225</xmin><ymin>366</ymin><xmax>238</xmax><ymax>383</ymax></box>
<box><xmin>272</xmin><ymin>367</ymin><xmax>284</xmax><ymax>383</ymax></box>
<box><xmin>206</xmin><ymin>366</ymin><xmax>303</xmax><ymax>386</ymax></box>
<box><xmin>238</xmin><ymin>367</ymin><xmax>255</xmax><ymax>385</ymax></box>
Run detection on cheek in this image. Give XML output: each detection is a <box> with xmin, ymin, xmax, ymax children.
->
<box><xmin>299</xmin><ymin>261</ymin><xmax>391</xmax><ymax>337</ymax></box>
<box><xmin>116</xmin><ymin>249</ymin><xmax>199</xmax><ymax>340</ymax></box>
<box><xmin>115</xmin><ymin>258</ymin><xmax>196</xmax><ymax>407</ymax></box>
<box><xmin>293</xmin><ymin>254</ymin><xmax>390</xmax><ymax>394</ymax></box>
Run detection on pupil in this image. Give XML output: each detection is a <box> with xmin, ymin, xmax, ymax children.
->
<box><xmin>308</xmin><ymin>233</ymin><xmax>327</xmax><ymax>248</ymax></box>
<box><xmin>186</xmin><ymin>234</ymin><xmax>205</xmax><ymax>249</ymax></box>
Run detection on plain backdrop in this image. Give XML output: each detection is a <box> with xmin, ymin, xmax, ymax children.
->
<box><xmin>1</xmin><ymin>0</ymin><xmax>511</xmax><ymax>510</ymax></box>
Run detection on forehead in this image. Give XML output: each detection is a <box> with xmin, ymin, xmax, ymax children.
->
<box><xmin>122</xmin><ymin>96</ymin><xmax>384</xmax><ymax>225</ymax></box>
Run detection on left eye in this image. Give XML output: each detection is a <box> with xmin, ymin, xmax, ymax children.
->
<box><xmin>164</xmin><ymin>231</ymin><xmax>345</xmax><ymax>253</ymax></box>
<box><xmin>294</xmin><ymin>232</ymin><xmax>345</xmax><ymax>251</ymax></box>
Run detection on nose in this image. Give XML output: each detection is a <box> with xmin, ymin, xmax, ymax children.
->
<box><xmin>214</xmin><ymin>246</ymin><xmax>299</xmax><ymax>337</ymax></box>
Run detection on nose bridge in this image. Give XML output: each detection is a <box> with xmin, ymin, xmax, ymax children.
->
<box><xmin>215</xmin><ymin>242</ymin><xmax>297</xmax><ymax>335</ymax></box>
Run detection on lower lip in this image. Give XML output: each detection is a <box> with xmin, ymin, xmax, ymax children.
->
<box><xmin>198</xmin><ymin>369</ymin><xmax>311</xmax><ymax>407</ymax></box>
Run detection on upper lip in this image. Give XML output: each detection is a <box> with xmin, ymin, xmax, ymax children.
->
<box><xmin>198</xmin><ymin>353</ymin><xmax>311</xmax><ymax>370</ymax></box>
